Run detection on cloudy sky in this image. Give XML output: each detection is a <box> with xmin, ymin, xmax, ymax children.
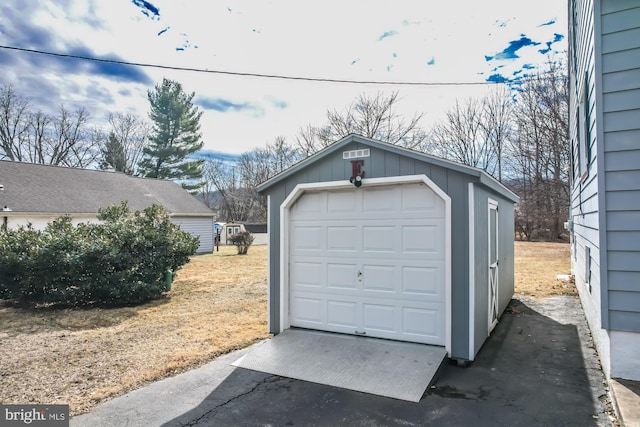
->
<box><xmin>0</xmin><ymin>0</ymin><xmax>567</xmax><ymax>158</ymax></box>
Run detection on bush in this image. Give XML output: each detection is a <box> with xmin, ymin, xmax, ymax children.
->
<box><xmin>228</xmin><ymin>231</ymin><xmax>255</xmax><ymax>255</ymax></box>
<box><xmin>0</xmin><ymin>202</ymin><xmax>199</xmax><ymax>306</ymax></box>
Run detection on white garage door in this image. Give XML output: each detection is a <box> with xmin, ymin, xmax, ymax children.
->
<box><xmin>289</xmin><ymin>182</ymin><xmax>447</xmax><ymax>346</ymax></box>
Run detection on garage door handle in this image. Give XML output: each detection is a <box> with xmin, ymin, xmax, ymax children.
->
<box><xmin>355</xmin><ymin>331</ymin><xmax>367</xmax><ymax>335</ymax></box>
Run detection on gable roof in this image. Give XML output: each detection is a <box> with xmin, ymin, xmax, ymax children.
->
<box><xmin>257</xmin><ymin>134</ymin><xmax>519</xmax><ymax>202</ymax></box>
<box><xmin>0</xmin><ymin>160</ymin><xmax>213</xmax><ymax>217</ymax></box>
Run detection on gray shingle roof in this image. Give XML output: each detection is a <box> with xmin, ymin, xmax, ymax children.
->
<box><xmin>0</xmin><ymin>160</ymin><xmax>213</xmax><ymax>216</ymax></box>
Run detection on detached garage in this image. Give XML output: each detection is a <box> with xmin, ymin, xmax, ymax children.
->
<box><xmin>257</xmin><ymin>134</ymin><xmax>519</xmax><ymax>362</ymax></box>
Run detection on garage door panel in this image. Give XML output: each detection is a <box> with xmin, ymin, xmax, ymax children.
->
<box><xmin>362</xmin><ymin>264</ymin><xmax>396</xmax><ymax>292</ymax></box>
<box><xmin>327</xmin><ymin>226</ymin><xmax>358</xmax><ymax>251</ymax></box>
<box><xmin>402</xmin><ymin>265</ymin><xmax>445</xmax><ymax>297</ymax></box>
<box><xmin>362</xmin><ymin>187</ymin><xmax>400</xmax><ymax>214</ymax></box>
<box><xmin>327</xmin><ymin>190</ymin><xmax>357</xmax><ymax>216</ymax></box>
<box><xmin>327</xmin><ymin>300</ymin><xmax>358</xmax><ymax>327</ymax></box>
<box><xmin>402</xmin><ymin>306</ymin><xmax>444</xmax><ymax>343</ymax></box>
<box><xmin>401</xmin><ymin>184</ymin><xmax>439</xmax><ymax>212</ymax></box>
<box><xmin>327</xmin><ymin>263</ymin><xmax>359</xmax><ymax>289</ymax></box>
<box><xmin>363</xmin><ymin>304</ymin><xmax>396</xmax><ymax>332</ymax></box>
<box><xmin>291</xmin><ymin>226</ymin><xmax>324</xmax><ymax>251</ymax></box>
<box><xmin>291</xmin><ymin>261</ymin><xmax>324</xmax><ymax>288</ymax></box>
<box><xmin>401</xmin><ymin>224</ymin><xmax>446</xmax><ymax>255</ymax></box>
<box><xmin>362</xmin><ymin>226</ymin><xmax>396</xmax><ymax>252</ymax></box>
<box><xmin>291</xmin><ymin>192</ymin><xmax>325</xmax><ymax>218</ymax></box>
<box><xmin>291</xmin><ymin>296</ymin><xmax>324</xmax><ymax>325</ymax></box>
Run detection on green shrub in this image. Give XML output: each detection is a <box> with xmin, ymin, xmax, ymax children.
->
<box><xmin>0</xmin><ymin>224</ymin><xmax>44</xmax><ymax>300</ymax></box>
<box><xmin>0</xmin><ymin>202</ymin><xmax>199</xmax><ymax>306</ymax></box>
<box><xmin>228</xmin><ymin>231</ymin><xmax>255</xmax><ymax>255</ymax></box>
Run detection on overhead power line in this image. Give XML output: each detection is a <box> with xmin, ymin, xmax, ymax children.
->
<box><xmin>0</xmin><ymin>44</ymin><xmax>499</xmax><ymax>87</ymax></box>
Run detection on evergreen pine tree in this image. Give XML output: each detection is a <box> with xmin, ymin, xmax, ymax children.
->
<box><xmin>100</xmin><ymin>132</ymin><xmax>129</xmax><ymax>173</ymax></box>
<box><xmin>139</xmin><ymin>78</ymin><xmax>204</xmax><ymax>190</ymax></box>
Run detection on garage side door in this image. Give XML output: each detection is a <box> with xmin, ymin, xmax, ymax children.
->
<box><xmin>289</xmin><ymin>182</ymin><xmax>447</xmax><ymax>345</ymax></box>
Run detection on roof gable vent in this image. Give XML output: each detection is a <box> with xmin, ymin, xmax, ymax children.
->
<box><xmin>343</xmin><ymin>149</ymin><xmax>370</xmax><ymax>159</ymax></box>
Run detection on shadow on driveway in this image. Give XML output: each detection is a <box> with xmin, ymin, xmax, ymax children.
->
<box><xmin>163</xmin><ymin>296</ymin><xmax>614</xmax><ymax>427</ymax></box>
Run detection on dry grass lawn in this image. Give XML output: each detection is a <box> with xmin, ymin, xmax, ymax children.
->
<box><xmin>0</xmin><ymin>245</ymin><xmax>270</xmax><ymax>415</ymax></box>
<box><xmin>514</xmin><ymin>241</ymin><xmax>575</xmax><ymax>297</ymax></box>
<box><xmin>0</xmin><ymin>241</ymin><xmax>573</xmax><ymax>415</ymax></box>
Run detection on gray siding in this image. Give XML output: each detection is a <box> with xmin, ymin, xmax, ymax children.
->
<box><xmin>602</xmin><ymin>0</ymin><xmax>640</xmax><ymax>332</ymax></box>
<box><xmin>471</xmin><ymin>185</ymin><xmax>516</xmax><ymax>358</ymax></box>
<box><xmin>172</xmin><ymin>216</ymin><xmax>214</xmax><ymax>254</ymax></box>
<box><xmin>262</xmin><ymin>139</ymin><xmax>516</xmax><ymax>360</ymax></box>
<box><xmin>571</xmin><ymin>0</ymin><xmax>640</xmax><ymax>333</ymax></box>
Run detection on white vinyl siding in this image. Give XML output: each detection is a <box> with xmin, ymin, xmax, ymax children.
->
<box><xmin>171</xmin><ymin>216</ymin><xmax>214</xmax><ymax>253</ymax></box>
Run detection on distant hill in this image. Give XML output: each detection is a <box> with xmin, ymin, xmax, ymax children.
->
<box><xmin>196</xmin><ymin>190</ymin><xmax>223</xmax><ymax>208</ymax></box>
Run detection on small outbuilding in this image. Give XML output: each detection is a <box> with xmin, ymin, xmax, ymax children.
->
<box><xmin>257</xmin><ymin>134</ymin><xmax>519</xmax><ymax>362</ymax></box>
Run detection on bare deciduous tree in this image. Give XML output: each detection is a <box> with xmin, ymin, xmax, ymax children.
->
<box><xmin>481</xmin><ymin>86</ymin><xmax>513</xmax><ymax>182</ymax></box>
<box><xmin>50</xmin><ymin>106</ymin><xmax>96</xmax><ymax>167</ymax></box>
<box><xmin>297</xmin><ymin>91</ymin><xmax>429</xmax><ymax>155</ymax></box>
<box><xmin>430</xmin><ymin>87</ymin><xmax>513</xmax><ymax>179</ymax></box>
<box><xmin>431</xmin><ymin>98</ymin><xmax>494</xmax><ymax>171</ymax></box>
<box><xmin>0</xmin><ymin>85</ymin><xmax>98</xmax><ymax>167</ymax></box>
<box><xmin>202</xmin><ymin>138</ymin><xmax>302</xmax><ymax>222</ymax></box>
<box><xmin>99</xmin><ymin>112</ymin><xmax>151</xmax><ymax>175</ymax></box>
<box><xmin>427</xmin><ymin>63</ymin><xmax>568</xmax><ymax>241</ymax></box>
<box><xmin>203</xmin><ymin>159</ymin><xmax>254</xmax><ymax>222</ymax></box>
<box><xmin>509</xmin><ymin>61</ymin><xmax>569</xmax><ymax>241</ymax></box>
<box><xmin>0</xmin><ymin>85</ymin><xmax>31</xmax><ymax>161</ymax></box>
<box><xmin>24</xmin><ymin>110</ymin><xmax>52</xmax><ymax>164</ymax></box>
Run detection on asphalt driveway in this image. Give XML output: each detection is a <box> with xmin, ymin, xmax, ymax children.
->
<box><xmin>72</xmin><ymin>295</ymin><xmax>617</xmax><ymax>427</ymax></box>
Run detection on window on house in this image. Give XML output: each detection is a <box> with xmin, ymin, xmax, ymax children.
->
<box><xmin>575</xmin><ymin>104</ymin><xmax>582</xmax><ymax>182</ymax></box>
<box><xmin>579</xmin><ymin>71</ymin><xmax>592</xmax><ymax>182</ymax></box>
<box><xmin>585</xmin><ymin>245</ymin><xmax>592</xmax><ymax>293</ymax></box>
<box><xmin>570</xmin><ymin>0</ymin><xmax>581</xmax><ymax>185</ymax></box>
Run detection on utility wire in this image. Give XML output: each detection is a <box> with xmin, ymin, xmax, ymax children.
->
<box><xmin>0</xmin><ymin>44</ymin><xmax>500</xmax><ymax>86</ymax></box>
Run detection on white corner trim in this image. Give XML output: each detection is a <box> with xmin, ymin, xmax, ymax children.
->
<box><xmin>468</xmin><ymin>183</ymin><xmax>475</xmax><ymax>361</ymax></box>
<box><xmin>488</xmin><ymin>198</ymin><xmax>499</xmax><ymax>334</ymax></box>
<box><xmin>266</xmin><ymin>195</ymin><xmax>271</xmax><ymax>332</ymax></box>
<box><xmin>278</xmin><ymin>174</ymin><xmax>453</xmax><ymax>356</ymax></box>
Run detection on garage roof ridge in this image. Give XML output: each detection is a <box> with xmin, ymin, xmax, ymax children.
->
<box><xmin>257</xmin><ymin>134</ymin><xmax>518</xmax><ymax>203</ymax></box>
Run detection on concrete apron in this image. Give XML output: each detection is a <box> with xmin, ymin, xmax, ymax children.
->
<box><xmin>232</xmin><ymin>328</ymin><xmax>447</xmax><ymax>402</ymax></box>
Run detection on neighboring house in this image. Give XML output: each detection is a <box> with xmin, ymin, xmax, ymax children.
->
<box><xmin>568</xmin><ymin>1</ymin><xmax>640</xmax><ymax>380</ymax></box>
<box><xmin>257</xmin><ymin>134</ymin><xmax>519</xmax><ymax>363</ymax></box>
<box><xmin>0</xmin><ymin>161</ymin><xmax>215</xmax><ymax>254</ymax></box>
